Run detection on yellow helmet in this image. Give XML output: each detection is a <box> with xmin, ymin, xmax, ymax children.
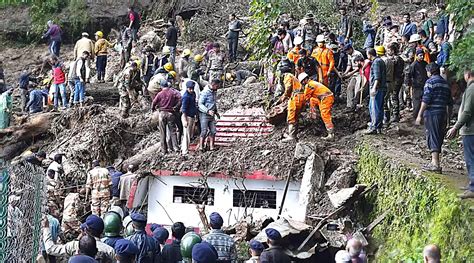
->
<box><xmin>162</xmin><ymin>46</ymin><xmax>171</xmax><ymax>55</ymax></box>
<box><xmin>42</xmin><ymin>78</ymin><xmax>52</xmax><ymax>85</ymax></box>
<box><xmin>168</xmin><ymin>71</ymin><xmax>177</xmax><ymax>79</ymax></box>
<box><xmin>194</xmin><ymin>54</ymin><xmax>203</xmax><ymax>62</ymax></box>
<box><xmin>181</xmin><ymin>49</ymin><xmax>191</xmax><ymax>57</ymax></box>
<box><xmin>95</xmin><ymin>31</ymin><xmax>104</xmax><ymax>38</ymax></box>
<box><xmin>134</xmin><ymin>59</ymin><xmax>142</xmax><ymax>69</ymax></box>
<box><xmin>375</xmin><ymin>45</ymin><xmax>385</xmax><ymax>55</ymax></box>
<box><xmin>164</xmin><ymin>63</ymin><xmax>174</xmax><ymax>72</ymax></box>
<box><xmin>225</xmin><ymin>73</ymin><xmax>234</xmax><ymax>81</ymax></box>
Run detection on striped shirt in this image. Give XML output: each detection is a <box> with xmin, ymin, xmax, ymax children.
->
<box><xmin>422</xmin><ymin>75</ymin><xmax>453</xmax><ymax>116</ymax></box>
<box><xmin>202</xmin><ymin>229</ymin><xmax>237</xmax><ymax>262</ymax></box>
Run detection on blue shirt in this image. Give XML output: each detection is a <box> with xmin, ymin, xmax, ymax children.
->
<box><xmin>181</xmin><ymin>90</ymin><xmax>197</xmax><ymax>118</ymax></box>
<box><xmin>102</xmin><ymin>236</ymin><xmax>124</xmax><ymax>248</ymax></box>
<box><xmin>436</xmin><ymin>42</ymin><xmax>451</xmax><ymax>66</ymax></box>
<box><xmin>363</xmin><ymin>24</ymin><xmax>376</xmax><ymax>49</ymax></box>
<box><xmin>369</xmin><ymin>57</ymin><xmax>387</xmax><ymax>91</ymax></box>
<box><xmin>110</xmin><ymin>170</ymin><xmax>123</xmax><ymax>198</ymax></box>
<box><xmin>400</xmin><ymin>22</ymin><xmax>417</xmax><ymax>38</ymax></box>
<box><xmin>198</xmin><ymin>86</ymin><xmax>217</xmax><ymax>114</ymax></box>
<box><xmin>422</xmin><ymin>75</ymin><xmax>453</xmax><ymax>116</ymax></box>
<box><xmin>26</xmin><ymin>89</ymin><xmax>47</xmax><ymax>113</ymax></box>
<box><xmin>436</xmin><ymin>14</ymin><xmax>449</xmax><ymax>37</ymax></box>
<box><xmin>127</xmin><ymin>230</ymin><xmax>160</xmax><ymax>263</ymax></box>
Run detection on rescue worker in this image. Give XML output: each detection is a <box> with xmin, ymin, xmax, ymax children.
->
<box><xmin>202</xmin><ymin>212</ymin><xmax>237</xmax><ymax>262</ymax></box>
<box><xmin>42</xmin><ymin>214</ymin><xmax>115</xmax><ymax>261</ymax></box>
<box><xmin>116</xmin><ymin>61</ymin><xmax>141</xmax><ymax>118</ymax></box>
<box><xmin>141</xmin><ymin>46</ymin><xmax>157</xmax><ymax>88</ymax></box>
<box><xmin>246</xmin><ymin>240</ymin><xmax>265</xmax><ymax>263</ymax></box>
<box><xmin>388</xmin><ymin>42</ymin><xmax>405</xmax><ymax>123</ymax></box>
<box><xmin>227</xmin><ymin>14</ymin><xmax>242</xmax><ymax>62</ymax></box>
<box><xmin>165</xmin><ymin>19</ymin><xmax>178</xmax><ymax>65</ymax></box>
<box><xmin>25</xmin><ymin>86</ymin><xmax>48</xmax><ymax>113</ymax></box>
<box><xmin>161</xmin><ymin>222</ymin><xmax>186</xmax><ymax>262</ymax></box>
<box><xmin>279</xmin><ymin>66</ymin><xmax>305</xmax><ymax>142</ymax></box>
<box><xmin>120</xmin><ymin>26</ymin><xmax>133</xmax><ymax>69</ymax></box>
<box><xmin>260</xmin><ymin>228</ymin><xmax>291</xmax><ymax>263</ymax></box>
<box><xmin>366</xmin><ymin>47</ymin><xmax>387</xmax><ymax>134</ymax></box>
<box><xmin>299</xmin><ymin>72</ymin><xmax>335</xmax><ymax>140</ymax></box>
<box><xmin>115</xmin><ymin>239</ymin><xmax>140</xmax><ymax>263</ymax></box>
<box><xmin>312</xmin><ymin>35</ymin><xmax>335</xmax><ymax>86</ymax></box>
<box><xmin>287</xmin><ymin>36</ymin><xmax>304</xmax><ymax>64</ymax></box>
<box><xmin>418</xmin><ymin>8</ymin><xmax>434</xmax><ymax>40</ymax></box>
<box><xmin>180</xmin><ymin>232</ymin><xmax>202</xmax><ymax>261</ymax></box>
<box><xmin>419</xmin><ymin>30</ymin><xmax>437</xmax><ymax>62</ymax></box>
<box><xmin>47</xmin><ymin>153</ymin><xmax>64</xmax><ymax>181</ymax></box>
<box><xmin>191</xmin><ymin>242</ymin><xmax>218</xmax><ymax>263</ymax></box>
<box><xmin>198</xmin><ymin>79</ymin><xmax>221</xmax><ymax>151</ymax></box>
<box><xmin>338</xmin><ymin>7</ymin><xmax>353</xmax><ymax>44</ymax></box>
<box><xmin>148</xmin><ymin>62</ymin><xmax>173</xmax><ymax>100</ymax></box>
<box><xmin>86</xmin><ymin>160</ymin><xmax>111</xmax><ymax>217</ymax></box>
<box><xmin>225</xmin><ymin>69</ymin><xmax>258</xmax><ymax>85</ymax></box>
<box><xmin>302</xmin><ymin>13</ymin><xmax>318</xmax><ymax>52</ymax></box>
<box><xmin>296</xmin><ymin>48</ymin><xmax>318</xmax><ymax>79</ymax></box>
<box><xmin>408</xmin><ymin>33</ymin><xmax>431</xmax><ymax>63</ymax></box>
<box><xmin>177</xmin><ymin>49</ymin><xmax>191</xmax><ymax>79</ymax></box>
<box><xmin>25</xmin><ymin>150</ymin><xmax>46</xmax><ymax>166</ymax></box>
<box><xmin>94</xmin><ymin>31</ymin><xmax>115</xmax><ymax>83</ymax></box>
<box><xmin>102</xmin><ymin>206</ymin><xmax>124</xmax><ymax>248</ymax></box>
<box><xmin>181</xmin><ymin>81</ymin><xmax>198</xmax><ymax>155</ymax></box>
<box><xmin>188</xmin><ymin>54</ymin><xmax>205</xmax><ymax>84</ymax></box>
<box><xmin>74</xmin><ymin>32</ymin><xmax>95</xmax><ymax>69</ymax></box>
<box><xmin>108</xmin><ymin>166</ymin><xmax>123</xmax><ymax>205</ymax></box>
<box><xmin>379</xmin><ymin>45</ymin><xmax>395</xmax><ymax>124</ymax></box>
<box><xmin>207</xmin><ymin>43</ymin><xmax>225</xmax><ymax>82</ymax></box>
<box><xmin>127</xmin><ymin>213</ymin><xmax>160</xmax><ymax>263</ymax></box>
<box><xmin>156</xmin><ymin>46</ymin><xmax>171</xmax><ymax>71</ymax></box>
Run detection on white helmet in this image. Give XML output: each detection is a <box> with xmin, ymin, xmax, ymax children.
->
<box><xmin>316</xmin><ymin>34</ymin><xmax>326</xmax><ymax>43</ymax></box>
<box><xmin>409</xmin><ymin>34</ymin><xmax>422</xmax><ymax>43</ymax></box>
<box><xmin>162</xmin><ymin>46</ymin><xmax>171</xmax><ymax>55</ymax></box>
<box><xmin>294</xmin><ymin>36</ymin><xmax>303</xmax><ymax>45</ymax></box>
<box><xmin>298</xmin><ymin>72</ymin><xmax>309</xmax><ymax>82</ymax></box>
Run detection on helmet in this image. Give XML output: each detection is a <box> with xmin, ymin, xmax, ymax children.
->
<box><xmin>162</xmin><ymin>46</ymin><xmax>171</xmax><ymax>55</ymax></box>
<box><xmin>225</xmin><ymin>73</ymin><xmax>234</xmax><ymax>81</ymax></box>
<box><xmin>164</xmin><ymin>63</ymin><xmax>174</xmax><ymax>72</ymax></box>
<box><xmin>294</xmin><ymin>36</ymin><xmax>303</xmax><ymax>45</ymax></box>
<box><xmin>122</xmin><ymin>216</ymin><xmax>135</xmax><ymax>237</ymax></box>
<box><xmin>181</xmin><ymin>49</ymin><xmax>191</xmax><ymax>57</ymax></box>
<box><xmin>42</xmin><ymin>78</ymin><xmax>52</xmax><ymax>85</ymax></box>
<box><xmin>180</xmin><ymin>232</ymin><xmax>202</xmax><ymax>259</ymax></box>
<box><xmin>95</xmin><ymin>31</ymin><xmax>104</xmax><ymax>38</ymax></box>
<box><xmin>409</xmin><ymin>34</ymin><xmax>422</xmax><ymax>43</ymax></box>
<box><xmin>109</xmin><ymin>206</ymin><xmax>124</xmax><ymax>220</ymax></box>
<box><xmin>316</xmin><ymin>34</ymin><xmax>326</xmax><ymax>43</ymax></box>
<box><xmin>168</xmin><ymin>71</ymin><xmax>177</xmax><ymax>79</ymax></box>
<box><xmin>194</xmin><ymin>54</ymin><xmax>204</xmax><ymax>62</ymax></box>
<box><xmin>134</xmin><ymin>59</ymin><xmax>142</xmax><ymax>69</ymax></box>
<box><xmin>103</xmin><ymin>211</ymin><xmax>122</xmax><ymax>237</ymax></box>
<box><xmin>375</xmin><ymin>45</ymin><xmax>386</xmax><ymax>55</ymax></box>
<box><xmin>298</xmin><ymin>72</ymin><xmax>309</xmax><ymax>82</ymax></box>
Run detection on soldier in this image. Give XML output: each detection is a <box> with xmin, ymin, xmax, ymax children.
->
<box><xmin>115</xmin><ymin>61</ymin><xmax>142</xmax><ymax>118</ymax></box>
<box><xmin>86</xmin><ymin>160</ymin><xmax>112</xmax><ymax>217</ymax></box>
<box><xmin>207</xmin><ymin>43</ymin><xmax>225</xmax><ymax>82</ymax></box>
<box><xmin>126</xmin><ymin>213</ymin><xmax>160</xmax><ymax>262</ymax></box>
<box><xmin>46</xmin><ymin>169</ymin><xmax>63</xmax><ymax>219</ymax></box>
<box><xmin>102</xmin><ymin>206</ymin><xmax>124</xmax><ymax>248</ymax></box>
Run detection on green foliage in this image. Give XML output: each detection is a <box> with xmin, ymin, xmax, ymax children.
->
<box><xmin>447</xmin><ymin>0</ymin><xmax>474</xmax><ymax>74</ymax></box>
<box><xmin>0</xmin><ymin>0</ymin><xmax>32</xmax><ymax>8</ymax></box>
<box><xmin>356</xmin><ymin>144</ymin><xmax>474</xmax><ymax>262</ymax></box>
<box><xmin>64</xmin><ymin>0</ymin><xmax>90</xmax><ymax>38</ymax></box>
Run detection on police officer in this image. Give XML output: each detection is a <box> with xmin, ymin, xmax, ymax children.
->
<box><xmin>152</xmin><ymin>226</ymin><xmax>169</xmax><ymax>249</ymax></box>
<box><xmin>191</xmin><ymin>242</ymin><xmax>218</xmax><ymax>263</ymax></box>
<box><xmin>126</xmin><ymin>213</ymin><xmax>160</xmax><ymax>263</ymax></box>
<box><xmin>260</xmin><ymin>228</ymin><xmax>291</xmax><ymax>263</ymax></box>
<box><xmin>102</xmin><ymin>206</ymin><xmax>124</xmax><ymax>248</ymax></box>
<box><xmin>114</xmin><ymin>239</ymin><xmax>140</xmax><ymax>263</ymax></box>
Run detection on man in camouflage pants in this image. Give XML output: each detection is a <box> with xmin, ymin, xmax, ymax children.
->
<box><xmin>115</xmin><ymin>61</ymin><xmax>141</xmax><ymax>118</ymax></box>
<box><xmin>86</xmin><ymin>160</ymin><xmax>111</xmax><ymax>217</ymax></box>
<box><xmin>207</xmin><ymin>43</ymin><xmax>226</xmax><ymax>82</ymax></box>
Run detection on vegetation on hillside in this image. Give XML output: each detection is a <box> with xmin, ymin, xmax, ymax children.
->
<box><xmin>447</xmin><ymin>0</ymin><xmax>474</xmax><ymax>75</ymax></box>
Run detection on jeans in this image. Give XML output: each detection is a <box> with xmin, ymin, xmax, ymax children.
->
<box><xmin>369</xmin><ymin>89</ymin><xmax>385</xmax><ymax>130</ymax></box>
<box><xmin>49</xmin><ymin>40</ymin><xmax>61</xmax><ymax>57</ymax></box>
<box><xmin>131</xmin><ymin>27</ymin><xmax>139</xmax><ymax>42</ymax></box>
<box><xmin>20</xmin><ymin>88</ymin><xmax>29</xmax><ymax>111</ymax></box>
<box><xmin>73</xmin><ymin>79</ymin><xmax>85</xmax><ymax>103</ymax></box>
<box><xmin>463</xmin><ymin>135</ymin><xmax>474</xmax><ymax>192</ymax></box>
<box><xmin>199</xmin><ymin>112</ymin><xmax>217</xmax><ymax>138</ymax></box>
<box><xmin>181</xmin><ymin>115</ymin><xmax>196</xmax><ymax>155</ymax></box>
<box><xmin>53</xmin><ymin>83</ymin><xmax>68</xmax><ymax>108</ymax></box>
<box><xmin>228</xmin><ymin>38</ymin><xmax>238</xmax><ymax>62</ymax></box>
<box><xmin>168</xmin><ymin>46</ymin><xmax>176</xmax><ymax>66</ymax></box>
<box><xmin>96</xmin><ymin>55</ymin><xmax>107</xmax><ymax>81</ymax></box>
<box><xmin>329</xmin><ymin>72</ymin><xmax>342</xmax><ymax>97</ymax></box>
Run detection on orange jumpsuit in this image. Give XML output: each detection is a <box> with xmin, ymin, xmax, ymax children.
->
<box><xmin>287</xmin><ymin>46</ymin><xmax>303</xmax><ymax>64</ymax></box>
<box><xmin>283</xmin><ymin>73</ymin><xmax>305</xmax><ymax>124</ymax></box>
<box><xmin>304</xmin><ymin>80</ymin><xmax>334</xmax><ymax>129</ymax></box>
<box><xmin>311</xmin><ymin>46</ymin><xmax>335</xmax><ymax>86</ymax></box>
<box><xmin>417</xmin><ymin>44</ymin><xmax>431</xmax><ymax>63</ymax></box>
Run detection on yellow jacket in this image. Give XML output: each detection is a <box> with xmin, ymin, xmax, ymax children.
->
<box><xmin>94</xmin><ymin>38</ymin><xmax>114</xmax><ymax>56</ymax></box>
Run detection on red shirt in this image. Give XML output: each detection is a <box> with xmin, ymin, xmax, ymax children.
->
<box><xmin>53</xmin><ymin>65</ymin><xmax>65</xmax><ymax>84</ymax></box>
<box><xmin>152</xmin><ymin>88</ymin><xmax>181</xmax><ymax>112</ymax></box>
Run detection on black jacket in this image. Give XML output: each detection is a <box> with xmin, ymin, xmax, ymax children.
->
<box><xmin>260</xmin><ymin>246</ymin><xmax>291</xmax><ymax>263</ymax></box>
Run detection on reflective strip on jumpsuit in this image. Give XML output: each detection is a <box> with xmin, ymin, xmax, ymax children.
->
<box><xmin>284</xmin><ymin>73</ymin><xmax>305</xmax><ymax>125</ymax></box>
<box><xmin>311</xmin><ymin>47</ymin><xmax>335</xmax><ymax>87</ymax></box>
<box><xmin>304</xmin><ymin>80</ymin><xmax>334</xmax><ymax>130</ymax></box>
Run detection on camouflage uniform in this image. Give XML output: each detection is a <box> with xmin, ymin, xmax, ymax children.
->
<box><xmin>115</xmin><ymin>66</ymin><xmax>141</xmax><ymax>118</ymax></box>
<box><xmin>207</xmin><ymin>50</ymin><xmax>225</xmax><ymax>81</ymax></box>
<box><xmin>86</xmin><ymin>167</ymin><xmax>112</xmax><ymax>217</ymax></box>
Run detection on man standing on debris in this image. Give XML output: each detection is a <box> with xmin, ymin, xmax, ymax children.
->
<box><xmin>177</xmin><ymin>49</ymin><xmax>191</xmax><ymax>79</ymax></box>
<box><xmin>181</xmin><ymin>81</ymin><xmax>198</xmax><ymax>155</ymax></box>
<box><xmin>86</xmin><ymin>160</ymin><xmax>112</xmax><ymax>217</ymax></box>
<box><xmin>387</xmin><ymin>42</ymin><xmax>404</xmax><ymax>123</ymax></box>
<box><xmin>378</xmin><ymin>46</ymin><xmax>395</xmax><ymax>125</ymax></box>
<box><xmin>260</xmin><ymin>228</ymin><xmax>291</xmax><ymax>263</ymax></box>
<box><xmin>160</xmin><ymin>222</ymin><xmax>186</xmax><ymax>262</ymax></box>
<box><xmin>362</xmin><ymin>20</ymin><xmax>376</xmax><ymax>51</ymax></box>
<box><xmin>447</xmin><ymin>69</ymin><xmax>474</xmax><ymax>199</ymax></box>
<box><xmin>51</xmin><ymin>56</ymin><xmax>68</xmax><ymax>110</ymax></box>
<box><xmin>418</xmin><ymin>9</ymin><xmax>434</xmax><ymax>40</ymax></box>
<box><xmin>25</xmin><ymin>85</ymin><xmax>48</xmax><ymax>113</ymax></box>
<box><xmin>227</xmin><ymin>14</ymin><xmax>242</xmax><ymax>63</ymax></box>
<box><xmin>166</xmin><ymin>19</ymin><xmax>179</xmax><ymax>66</ymax></box>
<box><xmin>246</xmin><ymin>240</ymin><xmax>265</xmax><ymax>263</ymax></box>
<box><xmin>299</xmin><ymin>72</ymin><xmax>335</xmax><ymax>140</ymax></box>
<box><xmin>74</xmin><ymin>33</ymin><xmax>95</xmax><ymax>70</ymax></box>
<box><xmin>312</xmin><ymin>35</ymin><xmax>335</xmax><ymax>87</ymax></box>
<box><xmin>207</xmin><ymin>43</ymin><xmax>226</xmax><ymax>82</ymax></box>
<box><xmin>415</xmin><ymin>63</ymin><xmax>452</xmax><ymax>173</ymax></box>
<box><xmin>338</xmin><ymin>7</ymin><xmax>353</xmax><ymax>44</ymax></box>
<box><xmin>188</xmin><ymin>54</ymin><xmax>205</xmax><ymax>85</ymax></box>
<box><xmin>408</xmin><ymin>49</ymin><xmax>429</xmax><ymax>119</ymax></box>
<box><xmin>279</xmin><ymin>66</ymin><xmax>304</xmax><ymax>142</ymax></box>
<box><xmin>287</xmin><ymin>36</ymin><xmax>304</xmax><ymax>65</ymax></box>
<box><xmin>434</xmin><ymin>34</ymin><xmax>451</xmax><ymax>80</ymax></box>
<box><xmin>42</xmin><ymin>20</ymin><xmax>62</xmax><ymax>57</ymax></box>
<box><xmin>141</xmin><ymin>46</ymin><xmax>157</xmax><ymax>88</ymax></box>
<box><xmin>120</xmin><ymin>26</ymin><xmax>133</xmax><ymax>70</ymax></box>
<box><xmin>116</xmin><ymin>61</ymin><xmax>141</xmax><ymax>118</ymax></box>
<box><xmin>127</xmin><ymin>213</ymin><xmax>160</xmax><ymax>262</ymax></box>
<box><xmin>152</xmin><ymin>79</ymin><xmax>181</xmax><ymax>154</ymax></box>
<box><xmin>107</xmin><ymin>166</ymin><xmax>123</xmax><ymax>206</ymax></box>
<box><xmin>203</xmin><ymin>212</ymin><xmax>237</xmax><ymax>262</ymax></box>
<box><xmin>73</xmin><ymin>51</ymin><xmax>91</xmax><ymax>107</ymax></box>
<box><xmin>399</xmin><ymin>13</ymin><xmax>417</xmax><ymax>39</ymax></box>
<box><xmin>128</xmin><ymin>6</ymin><xmax>141</xmax><ymax>42</ymax></box>
<box><xmin>198</xmin><ymin>79</ymin><xmax>220</xmax><ymax>151</ymax></box>
<box><xmin>94</xmin><ymin>31</ymin><xmax>115</xmax><ymax>83</ymax></box>
<box><xmin>43</xmin><ymin>214</ymin><xmax>116</xmax><ymax>261</ymax></box>
<box><xmin>365</xmin><ymin>47</ymin><xmax>387</xmax><ymax>135</ymax></box>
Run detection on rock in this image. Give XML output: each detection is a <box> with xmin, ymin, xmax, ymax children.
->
<box><xmin>325</xmin><ymin>161</ymin><xmax>357</xmax><ymax>190</ymax></box>
<box><xmin>138</xmin><ymin>30</ymin><xmax>163</xmax><ymax>52</ymax></box>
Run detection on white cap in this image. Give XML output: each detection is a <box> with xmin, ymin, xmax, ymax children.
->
<box><xmin>294</xmin><ymin>36</ymin><xmax>303</xmax><ymax>45</ymax></box>
<box><xmin>316</xmin><ymin>34</ymin><xmax>326</xmax><ymax>43</ymax></box>
<box><xmin>82</xmin><ymin>32</ymin><xmax>89</xmax><ymax>37</ymax></box>
<box><xmin>409</xmin><ymin>34</ymin><xmax>422</xmax><ymax>43</ymax></box>
<box><xmin>298</xmin><ymin>72</ymin><xmax>309</xmax><ymax>82</ymax></box>
<box><xmin>335</xmin><ymin>250</ymin><xmax>351</xmax><ymax>263</ymax></box>
<box><xmin>417</xmin><ymin>8</ymin><xmax>428</xmax><ymax>13</ymax></box>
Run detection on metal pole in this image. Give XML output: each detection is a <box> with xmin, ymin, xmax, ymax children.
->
<box><xmin>277</xmin><ymin>159</ymin><xmax>295</xmax><ymax>218</ymax></box>
<box><xmin>0</xmin><ymin>161</ymin><xmax>8</xmax><ymax>262</ymax></box>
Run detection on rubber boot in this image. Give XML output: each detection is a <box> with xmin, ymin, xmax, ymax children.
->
<box><xmin>322</xmin><ymin>128</ymin><xmax>334</xmax><ymax>141</ymax></box>
<box><xmin>282</xmin><ymin>124</ymin><xmax>296</xmax><ymax>142</ymax></box>
<box><xmin>209</xmin><ymin>136</ymin><xmax>216</xmax><ymax>151</ymax></box>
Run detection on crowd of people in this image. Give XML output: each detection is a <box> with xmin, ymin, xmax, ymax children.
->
<box><xmin>1</xmin><ymin>2</ymin><xmax>473</xmax><ymax>263</ymax></box>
